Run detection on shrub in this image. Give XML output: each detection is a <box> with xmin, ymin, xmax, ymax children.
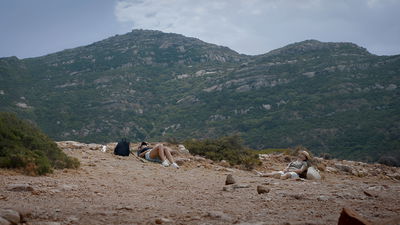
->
<box><xmin>0</xmin><ymin>112</ymin><xmax>79</xmax><ymax>175</ymax></box>
<box><xmin>378</xmin><ymin>155</ymin><xmax>400</xmax><ymax>167</ymax></box>
<box><xmin>183</xmin><ymin>135</ymin><xmax>261</xmax><ymax>170</ymax></box>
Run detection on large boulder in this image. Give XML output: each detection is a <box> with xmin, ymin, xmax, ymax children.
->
<box><xmin>338</xmin><ymin>208</ymin><xmax>372</xmax><ymax>225</ymax></box>
<box><xmin>306</xmin><ymin>167</ymin><xmax>321</xmax><ymax>180</ymax></box>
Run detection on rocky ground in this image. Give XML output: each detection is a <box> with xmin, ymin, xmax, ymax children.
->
<box><xmin>1</xmin><ymin>141</ymin><xmax>400</xmax><ymax>225</ymax></box>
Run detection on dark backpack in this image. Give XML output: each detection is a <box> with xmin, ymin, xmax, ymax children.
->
<box><xmin>114</xmin><ymin>138</ymin><xmax>130</xmax><ymax>156</ymax></box>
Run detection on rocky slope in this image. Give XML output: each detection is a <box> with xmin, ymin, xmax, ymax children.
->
<box><xmin>0</xmin><ymin>142</ymin><xmax>399</xmax><ymax>225</ymax></box>
<box><xmin>0</xmin><ymin>30</ymin><xmax>399</xmax><ymax>162</ymax></box>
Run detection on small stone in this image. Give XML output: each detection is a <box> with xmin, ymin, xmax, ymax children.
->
<box><xmin>317</xmin><ymin>195</ymin><xmax>329</xmax><ymax>201</ymax></box>
<box><xmin>6</xmin><ymin>184</ymin><xmax>34</xmax><ymax>192</ymax></box>
<box><xmin>155</xmin><ymin>218</ymin><xmax>173</xmax><ymax>224</ymax></box>
<box><xmin>232</xmin><ymin>184</ymin><xmax>250</xmax><ymax>189</ymax></box>
<box><xmin>257</xmin><ymin>185</ymin><xmax>270</xmax><ymax>194</ymax></box>
<box><xmin>206</xmin><ymin>211</ymin><xmax>231</xmax><ymax>221</ymax></box>
<box><xmin>222</xmin><ymin>186</ymin><xmax>234</xmax><ymax>192</ymax></box>
<box><xmin>335</xmin><ymin>164</ymin><xmax>353</xmax><ymax>173</ymax></box>
<box><xmin>0</xmin><ymin>209</ymin><xmax>20</xmax><ymax>224</ymax></box>
<box><xmin>225</xmin><ymin>174</ymin><xmax>236</xmax><ymax>185</ymax></box>
<box><xmin>338</xmin><ymin>208</ymin><xmax>373</xmax><ymax>225</ymax></box>
<box><xmin>0</xmin><ymin>217</ymin><xmax>11</xmax><ymax>225</ymax></box>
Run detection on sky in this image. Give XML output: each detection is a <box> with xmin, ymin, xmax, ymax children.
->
<box><xmin>1</xmin><ymin>0</ymin><xmax>400</xmax><ymax>59</ymax></box>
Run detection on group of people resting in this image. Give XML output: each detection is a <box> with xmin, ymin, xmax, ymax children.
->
<box><xmin>137</xmin><ymin>141</ymin><xmax>312</xmax><ymax>179</ymax></box>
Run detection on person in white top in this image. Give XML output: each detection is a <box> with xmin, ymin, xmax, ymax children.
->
<box><xmin>257</xmin><ymin>151</ymin><xmax>311</xmax><ymax>179</ymax></box>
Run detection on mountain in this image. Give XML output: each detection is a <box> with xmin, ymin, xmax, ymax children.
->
<box><xmin>0</xmin><ymin>30</ymin><xmax>399</xmax><ymax>162</ymax></box>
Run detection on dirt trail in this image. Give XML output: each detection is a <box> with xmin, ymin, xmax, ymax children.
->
<box><xmin>1</xmin><ymin>142</ymin><xmax>399</xmax><ymax>225</ymax></box>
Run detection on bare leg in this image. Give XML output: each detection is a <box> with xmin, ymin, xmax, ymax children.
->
<box><xmin>163</xmin><ymin>147</ymin><xmax>175</xmax><ymax>164</ymax></box>
<box><xmin>259</xmin><ymin>171</ymin><xmax>282</xmax><ymax>178</ymax></box>
<box><xmin>280</xmin><ymin>173</ymin><xmax>291</xmax><ymax>180</ymax></box>
<box><xmin>149</xmin><ymin>144</ymin><xmax>166</xmax><ymax>161</ymax></box>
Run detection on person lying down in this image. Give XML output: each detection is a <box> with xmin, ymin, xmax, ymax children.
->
<box><xmin>137</xmin><ymin>142</ymin><xmax>180</xmax><ymax>169</ymax></box>
<box><xmin>257</xmin><ymin>151</ymin><xmax>311</xmax><ymax>179</ymax></box>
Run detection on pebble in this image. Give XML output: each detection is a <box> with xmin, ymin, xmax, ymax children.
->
<box><xmin>257</xmin><ymin>185</ymin><xmax>270</xmax><ymax>194</ymax></box>
<box><xmin>6</xmin><ymin>184</ymin><xmax>34</xmax><ymax>192</ymax></box>
<box><xmin>317</xmin><ymin>195</ymin><xmax>329</xmax><ymax>201</ymax></box>
<box><xmin>0</xmin><ymin>209</ymin><xmax>20</xmax><ymax>224</ymax></box>
<box><xmin>0</xmin><ymin>217</ymin><xmax>11</xmax><ymax>225</ymax></box>
<box><xmin>206</xmin><ymin>211</ymin><xmax>231</xmax><ymax>221</ymax></box>
<box><xmin>225</xmin><ymin>174</ymin><xmax>236</xmax><ymax>185</ymax></box>
<box><xmin>233</xmin><ymin>184</ymin><xmax>250</xmax><ymax>189</ymax></box>
<box><xmin>155</xmin><ymin>218</ymin><xmax>173</xmax><ymax>224</ymax></box>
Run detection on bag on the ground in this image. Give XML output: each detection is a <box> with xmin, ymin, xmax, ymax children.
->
<box><xmin>114</xmin><ymin>138</ymin><xmax>130</xmax><ymax>156</ymax></box>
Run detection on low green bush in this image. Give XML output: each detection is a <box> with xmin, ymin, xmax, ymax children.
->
<box><xmin>0</xmin><ymin>112</ymin><xmax>79</xmax><ymax>175</ymax></box>
<box><xmin>184</xmin><ymin>135</ymin><xmax>261</xmax><ymax>170</ymax></box>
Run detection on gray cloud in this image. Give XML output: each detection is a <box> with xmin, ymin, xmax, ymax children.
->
<box><xmin>115</xmin><ymin>0</ymin><xmax>400</xmax><ymax>55</ymax></box>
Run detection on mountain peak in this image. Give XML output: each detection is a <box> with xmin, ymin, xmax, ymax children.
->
<box><xmin>265</xmin><ymin>39</ymin><xmax>371</xmax><ymax>56</ymax></box>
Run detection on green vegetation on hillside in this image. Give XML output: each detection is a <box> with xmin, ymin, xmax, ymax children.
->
<box><xmin>0</xmin><ymin>30</ymin><xmax>399</xmax><ymax>163</ymax></box>
<box><xmin>0</xmin><ymin>112</ymin><xmax>79</xmax><ymax>175</ymax></box>
<box><xmin>184</xmin><ymin>135</ymin><xmax>261</xmax><ymax>169</ymax></box>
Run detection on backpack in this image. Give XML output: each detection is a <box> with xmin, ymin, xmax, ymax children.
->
<box><xmin>114</xmin><ymin>138</ymin><xmax>130</xmax><ymax>156</ymax></box>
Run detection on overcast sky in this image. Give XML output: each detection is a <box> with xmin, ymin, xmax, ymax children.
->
<box><xmin>1</xmin><ymin>0</ymin><xmax>399</xmax><ymax>59</ymax></box>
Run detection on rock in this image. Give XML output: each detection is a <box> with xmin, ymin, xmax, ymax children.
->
<box><xmin>257</xmin><ymin>185</ymin><xmax>270</xmax><ymax>194</ymax></box>
<box><xmin>219</xmin><ymin>160</ymin><xmax>230</xmax><ymax>167</ymax></box>
<box><xmin>335</xmin><ymin>164</ymin><xmax>353</xmax><ymax>173</ymax></box>
<box><xmin>0</xmin><ymin>209</ymin><xmax>20</xmax><ymax>225</ymax></box>
<box><xmin>375</xmin><ymin>215</ymin><xmax>400</xmax><ymax>225</ymax></box>
<box><xmin>206</xmin><ymin>211</ymin><xmax>231</xmax><ymax>221</ymax></box>
<box><xmin>387</xmin><ymin>173</ymin><xmax>400</xmax><ymax>180</ymax></box>
<box><xmin>6</xmin><ymin>184</ymin><xmax>34</xmax><ymax>192</ymax></box>
<box><xmin>326</xmin><ymin>166</ymin><xmax>338</xmax><ymax>173</ymax></box>
<box><xmin>232</xmin><ymin>184</ymin><xmax>250</xmax><ymax>189</ymax></box>
<box><xmin>317</xmin><ymin>195</ymin><xmax>329</xmax><ymax>201</ymax></box>
<box><xmin>222</xmin><ymin>186</ymin><xmax>234</xmax><ymax>192</ymax></box>
<box><xmin>155</xmin><ymin>218</ymin><xmax>173</xmax><ymax>224</ymax></box>
<box><xmin>306</xmin><ymin>167</ymin><xmax>321</xmax><ymax>180</ymax></box>
<box><xmin>0</xmin><ymin>217</ymin><xmax>11</xmax><ymax>225</ymax></box>
<box><xmin>338</xmin><ymin>208</ymin><xmax>372</xmax><ymax>225</ymax></box>
<box><xmin>363</xmin><ymin>190</ymin><xmax>378</xmax><ymax>198</ymax></box>
<box><xmin>178</xmin><ymin>144</ymin><xmax>190</xmax><ymax>154</ymax></box>
<box><xmin>225</xmin><ymin>174</ymin><xmax>236</xmax><ymax>185</ymax></box>
<box><xmin>175</xmin><ymin>158</ymin><xmax>190</xmax><ymax>166</ymax></box>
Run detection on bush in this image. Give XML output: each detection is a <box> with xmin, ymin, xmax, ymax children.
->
<box><xmin>0</xmin><ymin>112</ymin><xmax>80</xmax><ymax>175</ymax></box>
<box><xmin>378</xmin><ymin>155</ymin><xmax>400</xmax><ymax>167</ymax></box>
<box><xmin>183</xmin><ymin>135</ymin><xmax>261</xmax><ymax>170</ymax></box>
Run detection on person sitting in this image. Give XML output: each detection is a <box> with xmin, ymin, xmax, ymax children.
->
<box><xmin>258</xmin><ymin>151</ymin><xmax>311</xmax><ymax>179</ymax></box>
<box><xmin>137</xmin><ymin>142</ymin><xmax>180</xmax><ymax>169</ymax></box>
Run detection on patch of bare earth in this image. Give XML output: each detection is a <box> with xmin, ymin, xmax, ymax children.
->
<box><xmin>1</xmin><ymin>141</ymin><xmax>399</xmax><ymax>225</ymax></box>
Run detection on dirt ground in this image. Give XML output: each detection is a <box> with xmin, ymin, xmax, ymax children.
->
<box><xmin>1</xmin><ymin>142</ymin><xmax>399</xmax><ymax>225</ymax></box>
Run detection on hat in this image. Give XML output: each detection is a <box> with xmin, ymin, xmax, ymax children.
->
<box><xmin>299</xmin><ymin>151</ymin><xmax>311</xmax><ymax>160</ymax></box>
<box><xmin>140</xmin><ymin>141</ymin><xmax>148</xmax><ymax>146</ymax></box>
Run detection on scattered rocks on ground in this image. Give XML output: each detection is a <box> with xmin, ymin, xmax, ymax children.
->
<box><xmin>6</xmin><ymin>184</ymin><xmax>34</xmax><ymax>192</ymax></box>
<box><xmin>338</xmin><ymin>208</ymin><xmax>372</xmax><ymax>225</ymax></box>
<box><xmin>335</xmin><ymin>164</ymin><xmax>353</xmax><ymax>173</ymax></box>
<box><xmin>225</xmin><ymin>174</ymin><xmax>236</xmax><ymax>185</ymax></box>
<box><xmin>257</xmin><ymin>185</ymin><xmax>270</xmax><ymax>194</ymax></box>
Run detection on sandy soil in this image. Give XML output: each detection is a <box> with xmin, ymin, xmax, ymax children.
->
<box><xmin>1</xmin><ymin>142</ymin><xmax>399</xmax><ymax>225</ymax></box>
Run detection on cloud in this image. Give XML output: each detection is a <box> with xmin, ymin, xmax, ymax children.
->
<box><xmin>114</xmin><ymin>0</ymin><xmax>400</xmax><ymax>55</ymax></box>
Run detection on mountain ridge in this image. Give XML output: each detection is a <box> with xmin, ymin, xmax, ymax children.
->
<box><xmin>0</xmin><ymin>29</ymin><xmax>399</xmax><ymax>163</ymax></box>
